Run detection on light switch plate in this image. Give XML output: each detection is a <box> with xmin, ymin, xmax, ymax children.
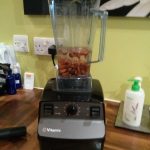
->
<box><xmin>13</xmin><ymin>35</ymin><xmax>29</xmax><ymax>52</ymax></box>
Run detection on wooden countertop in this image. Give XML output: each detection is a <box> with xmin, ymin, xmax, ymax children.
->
<box><xmin>0</xmin><ymin>89</ymin><xmax>149</xmax><ymax>150</ymax></box>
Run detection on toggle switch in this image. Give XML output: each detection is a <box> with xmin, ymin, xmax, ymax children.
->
<box><xmin>90</xmin><ymin>106</ymin><xmax>100</xmax><ymax>117</ymax></box>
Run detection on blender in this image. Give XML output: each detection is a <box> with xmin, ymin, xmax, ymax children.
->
<box><xmin>38</xmin><ymin>0</ymin><xmax>108</xmax><ymax>150</ymax></box>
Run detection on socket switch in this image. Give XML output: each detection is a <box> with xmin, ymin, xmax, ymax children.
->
<box><xmin>33</xmin><ymin>37</ymin><xmax>55</xmax><ymax>55</ymax></box>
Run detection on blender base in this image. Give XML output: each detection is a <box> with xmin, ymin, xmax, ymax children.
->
<box><xmin>39</xmin><ymin>138</ymin><xmax>104</xmax><ymax>150</ymax></box>
<box><xmin>38</xmin><ymin>78</ymin><xmax>105</xmax><ymax>150</ymax></box>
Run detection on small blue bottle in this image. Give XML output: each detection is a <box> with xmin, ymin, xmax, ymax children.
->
<box><xmin>13</xmin><ymin>67</ymin><xmax>22</xmax><ymax>89</ymax></box>
<box><xmin>6</xmin><ymin>69</ymin><xmax>16</xmax><ymax>95</ymax></box>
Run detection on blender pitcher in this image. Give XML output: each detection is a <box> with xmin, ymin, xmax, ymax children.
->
<box><xmin>48</xmin><ymin>0</ymin><xmax>108</xmax><ymax>91</ymax></box>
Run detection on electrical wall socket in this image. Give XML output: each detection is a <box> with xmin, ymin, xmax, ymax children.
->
<box><xmin>13</xmin><ymin>35</ymin><xmax>29</xmax><ymax>52</ymax></box>
<box><xmin>33</xmin><ymin>37</ymin><xmax>55</xmax><ymax>55</ymax></box>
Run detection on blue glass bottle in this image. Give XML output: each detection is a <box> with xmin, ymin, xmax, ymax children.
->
<box><xmin>6</xmin><ymin>69</ymin><xmax>16</xmax><ymax>95</ymax></box>
<box><xmin>13</xmin><ymin>67</ymin><xmax>22</xmax><ymax>89</ymax></box>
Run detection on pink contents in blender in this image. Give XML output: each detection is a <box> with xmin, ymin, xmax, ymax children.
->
<box><xmin>58</xmin><ymin>47</ymin><xmax>91</xmax><ymax>77</ymax></box>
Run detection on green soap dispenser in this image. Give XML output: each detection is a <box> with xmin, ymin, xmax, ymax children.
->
<box><xmin>122</xmin><ymin>77</ymin><xmax>145</xmax><ymax>127</ymax></box>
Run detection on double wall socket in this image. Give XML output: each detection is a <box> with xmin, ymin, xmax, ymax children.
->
<box><xmin>33</xmin><ymin>37</ymin><xmax>55</xmax><ymax>55</ymax></box>
<box><xmin>13</xmin><ymin>35</ymin><xmax>29</xmax><ymax>52</ymax></box>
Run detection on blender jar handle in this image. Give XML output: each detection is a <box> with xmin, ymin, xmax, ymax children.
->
<box><xmin>91</xmin><ymin>10</ymin><xmax>108</xmax><ymax>63</ymax></box>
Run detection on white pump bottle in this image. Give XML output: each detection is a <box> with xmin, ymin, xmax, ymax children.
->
<box><xmin>122</xmin><ymin>78</ymin><xmax>145</xmax><ymax>127</ymax></box>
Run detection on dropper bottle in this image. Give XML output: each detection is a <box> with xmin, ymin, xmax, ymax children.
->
<box><xmin>6</xmin><ymin>69</ymin><xmax>16</xmax><ymax>95</ymax></box>
<box><xmin>13</xmin><ymin>65</ymin><xmax>22</xmax><ymax>89</ymax></box>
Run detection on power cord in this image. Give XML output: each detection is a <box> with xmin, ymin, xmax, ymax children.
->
<box><xmin>48</xmin><ymin>45</ymin><xmax>56</xmax><ymax>67</ymax></box>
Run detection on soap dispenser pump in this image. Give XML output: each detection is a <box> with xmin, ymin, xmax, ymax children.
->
<box><xmin>122</xmin><ymin>78</ymin><xmax>145</xmax><ymax>127</ymax></box>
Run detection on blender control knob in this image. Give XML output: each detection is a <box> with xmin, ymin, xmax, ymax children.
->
<box><xmin>66</xmin><ymin>104</ymin><xmax>78</xmax><ymax>116</ymax></box>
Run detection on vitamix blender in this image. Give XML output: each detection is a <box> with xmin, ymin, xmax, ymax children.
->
<box><xmin>38</xmin><ymin>0</ymin><xmax>108</xmax><ymax>150</ymax></box>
